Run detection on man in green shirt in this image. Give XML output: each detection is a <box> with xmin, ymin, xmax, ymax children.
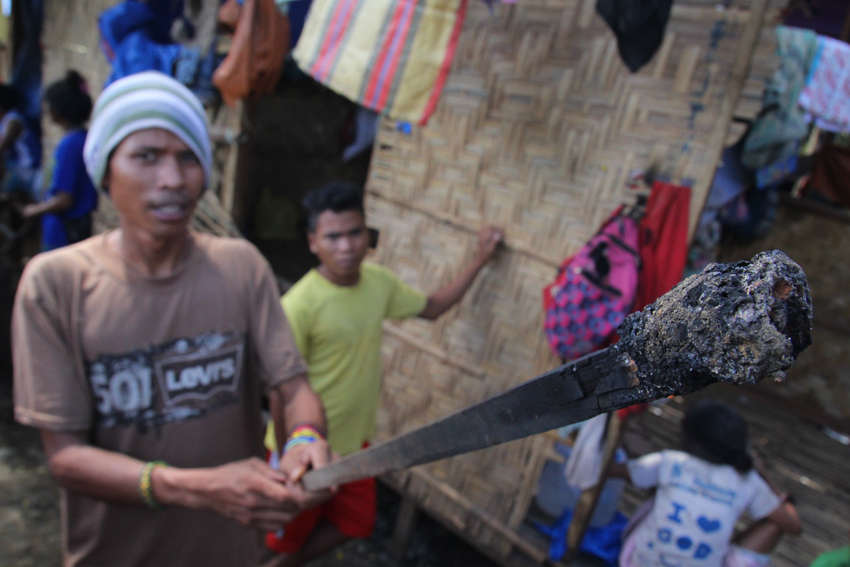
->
<box><xmin>264</xmin><ymin>182</ymin><xmax>502</xmax><ymax>567</ymax></box>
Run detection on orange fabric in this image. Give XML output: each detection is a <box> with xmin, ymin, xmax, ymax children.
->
<box><xmin>213</xmin><ymin>0</ymin><xmax>290</xmax><ymax>106</ymax></box>
<box><xmin>265</xmin><ymin>477</ymin><xmax>377</xmax><ymax>553</ymax></box>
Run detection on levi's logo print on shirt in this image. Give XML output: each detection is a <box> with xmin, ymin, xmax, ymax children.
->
<box><xmin>88</xmin><ymin>332</ymin><xmax>245</xmax><ymax>430</ymax></box>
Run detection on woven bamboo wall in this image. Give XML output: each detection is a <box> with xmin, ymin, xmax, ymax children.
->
<box><xmin>41</xmin><ymin>0</ymin><xmax>239</xmax><ymax>237</ymax></box>
<box><xmin>368</xmin><ymin>0</ymin><xmax>780</xmax><ymax>559</ymax></box>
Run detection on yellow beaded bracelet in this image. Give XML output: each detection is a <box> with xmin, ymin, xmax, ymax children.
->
<box><xmin>139</xmin><ymin>461</ymin><xmax>169</xmax><ymax>509</ymax></box>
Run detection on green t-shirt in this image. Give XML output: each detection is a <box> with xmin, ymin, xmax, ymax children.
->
<box><xmin>269</xmin><ymin>262</ymin><xmax>426</xmax><ymax>456</ymax></box>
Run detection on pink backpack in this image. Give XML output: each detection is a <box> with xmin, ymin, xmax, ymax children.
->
<box><xmin>543</xmin><ymin>211</ymin><xmax>641</xmax><ymax>361</ymax></box>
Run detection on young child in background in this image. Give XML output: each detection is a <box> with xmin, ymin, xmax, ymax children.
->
<box><xmin>612</xmin><ymin>399</ymin><xmax>801</xmax><ymax>567</ymax></box>
<box><xmin>22</xmin><ymin>70</ymin><xmax>97</xmax><ymax>250</ymax></box>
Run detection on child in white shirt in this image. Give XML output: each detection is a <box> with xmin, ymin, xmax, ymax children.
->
<box><xmin>613</xmin><ymin>400</ymin><xmax>801</xmax><ymax>567</ymax></box>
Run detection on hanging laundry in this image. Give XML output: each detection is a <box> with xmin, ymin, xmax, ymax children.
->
<box><xmin>564</xmin><ymin>414</ymin><xmax>609</xmax><ymax>491</ymax></box>
<box><xmin>99</xmin><ymin>1</ymin><xmax>182</xmax><ymax>86</ymax></box>
<box><xmin>99</xmin><ymin>0</ymin><xmax>220</xmax><ymax>98</ymax></box>
<box><xmin>287</xmin><ymin>0</ymin><xmax>313</xmax><ymax>48</ymax></box>
<box><xmin>292</xmin><ymin>0</ymin><xmax>468</xmax><ymax>125</ymax></box>
<box><xmin>342</xmin><ymin>106</ymin><xmax>380</xmax><ymax>162</ymax></box>
<box><xmin>798</xmin><ymin>36</ymin><xmax>850</xmax><ymax>133</ymax></box>
<box><xmin>595</xmin><ymin>0</ymin><xmax>674</xmax><ymax>73</ymax></box>
<box><xmin>742</xmin><ymin>26</ymin><xmax>818</xmax><ymax>170</ymax></box>
<box><xmin>213</xmin><ymin>0</ymin><xmax>291</xmax><ymax>106</ymax></box>
<box><xmin>755</xmin><ymin>151</ymin><xmax>798</xmax><ymax>188</ymax></box>
<box><xmin>633</xmin><ymin>182</ymin><xmax>690</xmax><ymax>311</ymax></box>
<box><xmin>543</xmin><ymin>210</ymin><xmax>640</xmax><ymax>361</ymax></box>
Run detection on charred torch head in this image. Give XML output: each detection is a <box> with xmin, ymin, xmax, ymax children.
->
<box><xmin>617</xmin><ymin>250</ymin><xmax>813</xmax><ymax>395</ymax></box>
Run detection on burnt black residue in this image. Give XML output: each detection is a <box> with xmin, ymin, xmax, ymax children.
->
<box><xmin>617</xmin><ymin>250</ymin><xmax>813</xmax><ymax>397</ymax></box>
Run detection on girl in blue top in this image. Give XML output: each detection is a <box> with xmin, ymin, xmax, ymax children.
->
<box><xmin>22</xmin><ymin>71</ymin><xmax>98</xmax><ymax>251</ymax></box>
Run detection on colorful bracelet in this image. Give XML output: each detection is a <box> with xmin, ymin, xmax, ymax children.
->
<box><xmin>283</xmin><ymin>424</ymin><xmax>325</xmax><ymax>453</ymax></box>
<box><xmin>287</xmin><ymin>422</ymin><xmax>325</xmax><ymax>439</ymax></box>
<box><xmin>283</xmin><ymin>436</ymin><xmax>319</xmax><ymax>453</ymax></box>
<box><xmin>139</xmin><ymin>461</ymin><xmax>169</xmax><ymax>509</ymax></box>
<box><xmin>289</xmin><ymin>429</ymin><xmax>320</xmax><ymax>440</ymax></box>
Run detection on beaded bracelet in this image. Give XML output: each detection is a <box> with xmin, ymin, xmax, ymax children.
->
<box><xmin>139</xmin><ymin>461</ymin><xmax>169</xmax><ymax>509</ymax></box>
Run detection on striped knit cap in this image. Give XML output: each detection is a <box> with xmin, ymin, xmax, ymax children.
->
<box><xmin>83</xmin><ymin>71</ymin><xmax>212</xmax><ymax>191</ymax></box>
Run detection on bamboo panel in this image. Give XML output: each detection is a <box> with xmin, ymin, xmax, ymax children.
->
<box><xmin>370</xmin><ymin>0</ymin><xmax>773</xmax><ymax>251</ymax></box>
<box><xmin>370</xmin><ymin>0</ymin><xmax>775</xmax><ymax>559</ymax></box>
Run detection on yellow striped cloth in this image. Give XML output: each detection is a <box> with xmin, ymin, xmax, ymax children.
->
<box><xmin>293</xmin><ymin>0</ymin><xmax>468</xmax><ymax>125</ymax></box>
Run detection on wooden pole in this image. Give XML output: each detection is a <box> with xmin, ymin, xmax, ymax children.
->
<box><xmin>563</xmin><ymin>412</ymin><xmax>623</xmax><ymax>564</ymax></box>
<box><xmin>389</xmin><ymin>494</ymin><xmax>420</xmax><ymax>561</ymax></box>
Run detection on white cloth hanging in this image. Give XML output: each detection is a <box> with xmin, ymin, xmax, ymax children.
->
<box><xmin>564</xmin><ymin>413</ymin><xmax>609</xmax><ymax>490</ymax></box>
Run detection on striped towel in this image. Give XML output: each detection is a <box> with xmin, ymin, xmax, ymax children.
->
<box><xmin>293</xmin><ymin>0</ymin><xmax>468</xmax><ymax>125</ymax></box>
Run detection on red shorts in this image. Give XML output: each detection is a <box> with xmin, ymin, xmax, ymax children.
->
<box><xmin>265</xmin><ymin>476</ymin><xmax>376</xmax><ymax>554</ymax></box>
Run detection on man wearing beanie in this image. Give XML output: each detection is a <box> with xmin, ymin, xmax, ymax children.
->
<box><xmin>12</xmin><ymin>72</ymin><xmax>331</xmax><ymax>567</ymax></box>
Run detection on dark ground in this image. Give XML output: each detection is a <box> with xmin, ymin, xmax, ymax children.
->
<box><xmin>0</xmin><ymin>377</ymin><xmax>502</xmax><ymax>567</ymax></box>
<box><xmin>0</xmin><ymin>379</ymin><xmax>62</xmax><ymax>567</ymax></box>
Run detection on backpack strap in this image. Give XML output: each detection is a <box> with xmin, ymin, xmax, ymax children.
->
<box><xmin>580</xmin><ymin>268</ymin><xmax>623</xmax><ymax>297</ymax></box>
<box><xmin>607</xmin><ymin>233</ymin><xmax>640</xmax><ymax>261</ymax></box>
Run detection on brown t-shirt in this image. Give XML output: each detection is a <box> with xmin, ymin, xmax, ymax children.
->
<box><xmin>13</xmin><ymin>232</ymin><xmax>307</xmax><ymax>567</ymax></box>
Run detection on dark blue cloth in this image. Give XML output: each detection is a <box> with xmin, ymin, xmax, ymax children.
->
<box><xmin>288</xmin><ymin>0</ymin><xmax>313</xmax><ymax>47</ymax></box>
<box><xmin>41</xmin><ymin>130</ymin><xmax>98</xmax><ymax>250</ymax></box>
<box><xmin>99</xmin><ymin>1</ymin><xmax>182</xmax><ymax>86</ymax></box>
<box><xmin>534</xmin><ymin>508</ymin><xmax>628</xmax><ymax>566</ymax></box>
<box><xmin>144</xmin><ymin>0</ymin><xmax>186</xmax><ymax>44</ymax></box>
<box><xmin>107</xmin><ymin>30</ymin><xmax>183</xmax><ymax>85</ymax></box>
<box><xmin>99</xmin><ymin>0</ymin><xmax>219</xmax><ymax>94</ymax></box>
<box><xmin>98</xmin><ymin>0</ymin><xmax>155</xmax><ymax>60</ymax></box>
